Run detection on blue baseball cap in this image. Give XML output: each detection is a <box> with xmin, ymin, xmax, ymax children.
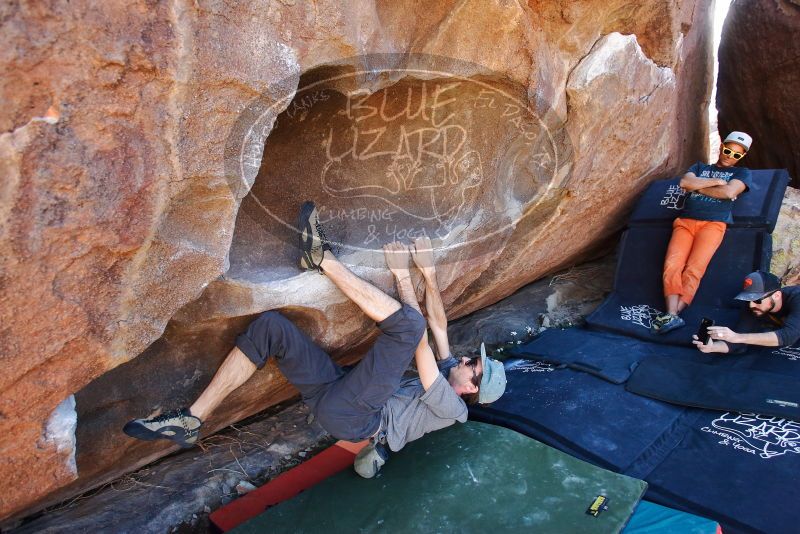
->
<box><xmin>478</xmin><ymin>342</ymin><xmax>507</xmax><ymax>404</ymax></box>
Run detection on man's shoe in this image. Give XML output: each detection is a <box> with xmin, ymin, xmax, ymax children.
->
<box><xmin>123</xmin><ymin>408</ymin><xmax>202</xmax><ymax>448</ymax></box>
<box><xmin>297</xmin><ymin>201</ymin><xmax>332</xmax><ymax>272</ymax></box>
<box><xmin>354</xmin><ymin>440</ymin><xmax>390</xmax><ymax>479</ymax></box>
<box><xmin>655</xmin><ymin>314</ymin><xmax>685</xmax><ymax>335</ymax></box>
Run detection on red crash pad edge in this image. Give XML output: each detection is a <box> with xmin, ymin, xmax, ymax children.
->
<box><xmin>210</xmin><ymin>440</ymin><xmax>368</xmax><ymax>532</ymax></box>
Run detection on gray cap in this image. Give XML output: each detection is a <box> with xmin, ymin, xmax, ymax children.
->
<box><xmin>723</xmin><ymin>131</ymin><xmax>753</xmax><ymax>151</ymax></box>
<box><xmin>478</xmin><ymin>342</ymin><xmax>507</xmax><ymax>404</ymax></box>
<box><xmin>734</xmin><ymin>270</ymin><xmax>781</xmax><ymax>301</ymax></box>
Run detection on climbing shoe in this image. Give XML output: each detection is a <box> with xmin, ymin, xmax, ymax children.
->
<box><xmin>297</xmin><ymin>201</ymin><xmax>332</xmax><ymax>272</ymax></box>
<box><xmin>650</xmin><ymin>312</ymin><xmax>672</xmax><ymax>333</ymax></box>
<box><xmin>652</xmin><ymin>313</ymin><xmax>685</xmax><ymax>335</ymax></box>
<box><xmin>123</xmin><ymin>408</ymin><xmax>202</xmax><ymax>448</ymax></box>
<box><xmin>353</xmin><ymin>440</ymin><xmax>390</xmax><ymax>479</ymax></box>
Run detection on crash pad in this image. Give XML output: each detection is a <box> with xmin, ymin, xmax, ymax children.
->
<box><xmin>611</xmin><ymin>226</ymin><xmax>770</xmax><ymax>306</ymax></box>
<box><xmin>627</xmin><ymin>169</ymin><xmax>789</xmax><ymax>232</ymax></box>
<box><xmin>469</xmin><ymin>361</ymin><xmax>695</xmax><ymax>474</ymax></box>
<box><xmin>626</xmin><ymin>354</ymin><xmax>800</xmax><ymax>421</ymax></box>
<box><xmin>231</xmin><ymin>421</ymin><xmax>648</xmax><ymax>534</ymax></box>
<box><xmin>210</xmin><ymin>440</ymin><xmax>368</xmax><ymax>532</ymax></box>
<box><xmin>644</xmin><ymin>409</ymin><xmax>800</xmax><ymax>533</ymax></box>
<box><xmin>622</xmin><ymin>501</ymin><xmax>719</xmax><ymax>534</ymax></box>
<box><xmin>471</xmin><ymin>361</ymin><xmax>800</xmax><ymax>533</ymax></box>
<box><xmin>586</xmin><ymin>226</ymin><xmax>770</xmax><ymax>346</ymax></box>
<box><xmin>508</xmin><ymin>327</ymin><xmax>676</xmax><ymax>384</ymax></box>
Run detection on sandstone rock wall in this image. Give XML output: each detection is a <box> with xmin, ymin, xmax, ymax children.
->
<box><xmin>717</xmin><ymin>0</ymin><xmax>800</xmax><ymax>187</ymax></box>
<box><xmin>771</xmin><ymin>187</ymin><xmax>800</xmax><ymax>285</ymax></box>
<box><xmin>0</xmin><ymin>0</ymin><xmax>711</xmax><ymax>521</ymax></box>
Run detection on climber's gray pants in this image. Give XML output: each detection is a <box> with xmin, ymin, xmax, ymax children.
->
<box><xmin>235</xmin><ymin>305</ymin><xmax>425</xmax><ymax>441</ymax></box>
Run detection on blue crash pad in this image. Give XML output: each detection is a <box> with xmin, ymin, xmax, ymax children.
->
<box><xmin>627</xmin><ymin>355</ymin><xmax>800</xmax><ymax>420</ymax></box>
<box><xmin>628</xmin><ymin>169</ymin><xmax>789</xmax><ymax>232</ymax></box>
<box><xmin>623</xmin><ymin>500</ymin><xmax>718</xmax><ymax>534</ymax></box>
<box><xmin>585</xmin><ymin>226</ymin><xmax>770</xmax><ymax>346</ymax></box>
<box><xmin>471</xmin><ymin>361</ymin><xmax>800</xmax><ymax>533</ymax></box>
<box><xmin>623</xmin><ymin>340</ymin><xmax>800</xmax><ymax>420</ymax></box>
<box><xmin>644</xmin><ymin>409</ymin><xmax>800</xmax><ymax>533</ymax></box>
<box><xmin>470</xmin><ymin>361</ymin><xmax>695</xmax><ymax>474</ymax></box>
<box><xmin>507</xmin><ymin>327</ymin><xmax>654</xmax><ymax>384</ymax></box>
<box><xmin>505</xmin><ymin>326</ymin><xmax>776</xmax><ymax>385</ymax></box>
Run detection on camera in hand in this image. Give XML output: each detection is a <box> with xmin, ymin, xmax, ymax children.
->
<box><xmin>697</xmin><ymin>317</ymin><xmax>714</xmax><ymax>344</ymax></box>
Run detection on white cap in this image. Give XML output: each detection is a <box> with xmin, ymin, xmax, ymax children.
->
<box><xmin>724</xmin><ymin>131</ymin><xmax>752</xmax><ymax>151</ymax></box>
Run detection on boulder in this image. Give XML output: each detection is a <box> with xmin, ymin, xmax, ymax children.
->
<box><xmin>11</xmin><ymin>254</ymin><xmax>616</xmax><ymax>533</ymax></box>
<box><xmin>771</xmin><ymin>186</ymin><xmax>800</xmax><ymax>285</ymax></box>
<box><xmin>717</xmin><ymin>0</ymin><xmax>800</xmax><ymax>187</ymax></box>
<box><xmin>0</xmin><ymin>0</ymin><xmax>712</xmax><ymax>520</ymax></box>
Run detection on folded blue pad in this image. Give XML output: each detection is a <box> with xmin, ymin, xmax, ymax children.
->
<box><xmin>626</xmin><ymin>355</ymin><xmax>800</xmax><ymax>420</ymax></box>
<box><xmin>470</xmin><ymin>362</ymin><xmax>694</xmax><ymax>473</ymax></box>
<box><xmin>507</xmin><ymin>327</ymin><xmax>651</xmax><ymax>384</ymax></box>
<box><xmin>506</xmin><ymin>326</ymin><xmax>759</xmax><ymax>384</ymax></box>
<box><xmin>628</xmin><ymin>169</ymin><xmax>789</xmax><ymax>232</ymax></box>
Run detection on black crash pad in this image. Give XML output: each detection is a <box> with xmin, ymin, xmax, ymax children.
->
<box><xmin>231</xmin><ymin>421</ymin><xmax>647</xmax><ymax>534</ymax></box>
<box><xmin>470</xmin><ymin>361</ymin><xmax>694</xmax><ymax>474</ymax></box>
<box><xmin>643</xmin><ymin>409</ymin><xmax>800</xmax><ymax>534</ymax></box>
<box><xmin>507</xmin><ymin>327</ymin><xmax>650</xmax><ymax>384</ymax></box>
<box><xmin>628</xmin><ymin>169</ymin><xmax>789</xmax><ymax>232</ymax></box>
<box><xmin>626</xmin><ymin>355</ymin><xmax>800</xmax><ymax>420</ymax></box>
<box><xmin>505</xmin><ymin>326</ymin><xmax>770</xmax><ymax>385</ymax></box>
<box><xmin>585</xmin><ymin>226</ymin><xmax>770</xmax><ymax>346</ymax></box>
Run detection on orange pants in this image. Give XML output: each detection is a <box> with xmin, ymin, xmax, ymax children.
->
<box><xmin>663</xmin><ymin>217</ymin><xmax>726</xmax><ymax>306</ymax></box>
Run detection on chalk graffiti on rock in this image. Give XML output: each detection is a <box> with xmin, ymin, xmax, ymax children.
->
<box><xmin>321</xmin><ymin>81</ymin><xmax>484</xmax><ymax>238</ymax></box>
<box><xmin>225</xmin><ymin>53</ymin><xmax>570</xmax><ymax>260</ymax></box>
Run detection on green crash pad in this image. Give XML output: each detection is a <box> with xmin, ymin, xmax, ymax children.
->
<box><xmin>233</xmin><ymin>422</ymin><xmax>647</xmax><ymax>533</ymax></box>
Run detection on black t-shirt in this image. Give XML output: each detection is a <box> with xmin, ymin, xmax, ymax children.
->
<box><xmin>733</xmin><ymin>285</ymin><xmax>800</xmax><ymax>349</ymax></box>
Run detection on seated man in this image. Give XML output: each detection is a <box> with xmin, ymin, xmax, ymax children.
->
<box><xmin>123</xmin><ymin>202</ymin><xmax>506</xmax><ymax>478</ymax></box>
<box><xmin>692</xmin><ymin>270</ymin><xmax>800</xmax><ymax>353</ymax></box>
<box><xmin>652</xmin><ymin>131</ymin><xmax>754</xmax><ymax>334</ymax></box>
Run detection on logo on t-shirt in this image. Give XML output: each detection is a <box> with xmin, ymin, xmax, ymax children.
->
<box><xmin>659</xmin><ymin>184</ymin><xmax>686</xmax><ymax>211</ymax></box>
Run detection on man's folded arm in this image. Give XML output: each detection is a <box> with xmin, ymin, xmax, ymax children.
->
<box><xmin>694</xmin><ymin>178</ymin><xmax>748</xmax><ymax>200</ymax></box>
<box><xmin>679</xmin><ymin>172</ymin><xmax>725</xmax><ymax>192</ymax></box>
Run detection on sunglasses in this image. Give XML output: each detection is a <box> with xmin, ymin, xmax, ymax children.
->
<box><xmin>722</xmin><ymin>147</ymin><xmax>746</xmax><ymax>160</ymax></box>
<box><xmin>466</xmin><ymin>356</ymin><xmax>482</xmax><ymax>386</ymax></box>
<box><xmin>753</xmin><ymin>291</ymin><xmax>776</xmax><ymax>305</ymax></box>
